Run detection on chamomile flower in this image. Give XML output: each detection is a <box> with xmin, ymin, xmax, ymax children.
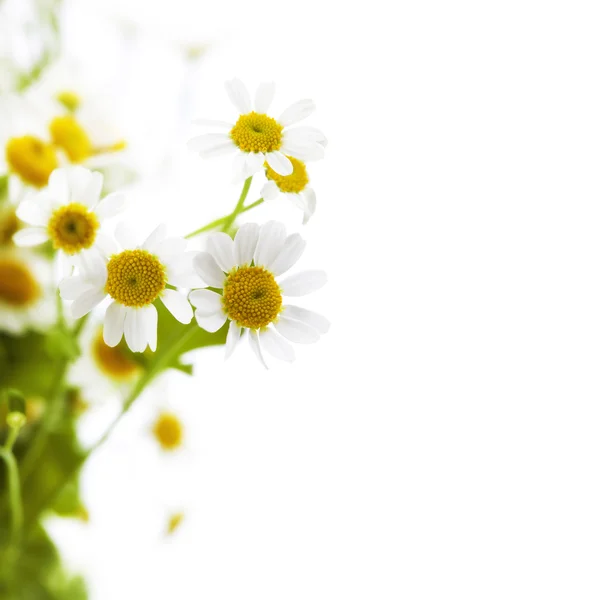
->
<box><xmin>1</xmin><ymin>92</ymin><xmax>128</xmax><ymax>193</ymax></box>
<box><xmin>68</xmin><ymin>321</ymin><xmax>142</xmax><ymax>404</ymax></box>
<box><xmin>189</xmin><ymin>221</ymin><xmax>329</xmax><ymax>367</ymax></box>
<box><xmin>13</xmin><ymin>166</ymin><xmax>125</xmax><ymax>265</ymax></box>
<box><xmin>59</xmin><ymin>223</ymin><xmax>195</xmax><ymax>353</ymax></box>
<box><xmin>261</xmin><ymin>156</ymin><xmax>318</xmax><ymax>224</ymax></box>
<box><xmin>188</xmin><ymin>79</ymin><xmax>326</xmax><ymax>181</ymax></box>
<box><xmin>0</xmin><ymin>247</ymin><xmax>55</xmax><ymax>334</ymax></box>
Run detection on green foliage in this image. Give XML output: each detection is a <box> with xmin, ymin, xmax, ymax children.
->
<box><xmin>0</xmin><ymin>526</ymin><xmax>88</xmax><ymax>600</ymax></box>
<box><xmin>0</xmin><ymin>332</ymin><xmax>65</xmax><ymax>398</ymax></box>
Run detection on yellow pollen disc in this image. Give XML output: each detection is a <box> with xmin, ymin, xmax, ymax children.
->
<box><xmin>230</xmin><ymin>112</ymin><xmax>283</xmax><ymax>153</ymax></box>
<box><xmin>222</xmin><ymin>266</ymin><xmax>282</xmax><ymax>329</ymax></box>
<box><xmin>152</xmin><ymin>412</ymin><xmax>184</xmax><ymax>451</ymax></box>
<box><xmin>47</xmin><ymin>203</ymin><xmax>99</xmax><ymax>254</ymax></box>
<box><xmin>105</xmin><ymin>249</ymin><xmax>166</xmax><ymax>307</ymax></box>
<box><xmin>92</xmin><ymin>329</ymin><xmax>141</xmax><ymax>381</ymax></box>
<box><xmin>56</xmin><ymin>90</ymin><xmax>81</xmax><ymax>112</ymax></box>
<box><xmin>0</xmin><ymin>207</ymin><xmax>20</xmax><ymax>245</ymax></box>
<box><xmin>5</xmin><ymin>135</ymin><xmax>59</xmax><ymax>188</ymax></box>
<box><xmin>265</xmin><ymin>155</ymin><xmax>309</xmax><ymax>193</ymax></box>
<box><xmin>166</xmin><ymin>512</ymin><xmax>185</xmax><ymax>536</ymax></box>
<box><xmin>49</xmin><ymin>115</ymin><xmax>93</xmax><ymax>162</ymax></box>
<box><xmin>0</xmin><ymin>257</ymin><xmax>40</xmax><ymax>306</ymax></box>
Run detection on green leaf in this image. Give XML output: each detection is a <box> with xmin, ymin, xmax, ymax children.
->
<box><xmin>44</xmin><ymin>327</ymin><xmax>80</xmax><ymax>361</ymax></box>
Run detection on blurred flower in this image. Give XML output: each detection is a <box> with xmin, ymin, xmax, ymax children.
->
<box><xmin>151</xmin><ymin>411</ymin><xmax>184</xmax><ymax>452</ymax></box>
<box><xmin>68</xmin><ymin>322</ymin><xmax>142</xmax><ymax>404</ymax></box>
<box><xmin>189</xmin><ymin>221</ymin><xmax>329</xmax><ymax>367</ymax></box>
<box><xmin>261</xmin><ymin>156</ymin><xmax>320</xmax><ymax>224</ymax></box>
<box><xmin>59</xmin><ymin>223</ymin><xmax>196</xmax><ymax>352</ymax></box>
<box><xmin>14</xmin><ymin>166</ymin><xmax>125</xmax><ymax>266</ymax></box>
<box><xmin>165</xmin><ymin>511</ymin><xmax>184</xmax><ymax>536</ymax></box>
<box><xmin>0</xmin><ymin>247</ymin><xmax>56</xmax><ymax>334</ymax></box>
<box><xmin>188</xmin><ymin>79</ymin><xmax>326</xmax><ymax>181</ymax></box>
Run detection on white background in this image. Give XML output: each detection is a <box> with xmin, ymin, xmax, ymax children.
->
<box><xmin>34</xmin><ymin>0</ymin><xmax>600</xmax><ymax>598</ymax></box>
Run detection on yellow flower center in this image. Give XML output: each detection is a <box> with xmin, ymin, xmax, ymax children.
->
<box><xmin>0</xmin><ymin>256</ymin><xmax>40</xmax><ymax>306</ymax></box>
<box><xmin>222</xmin><ymin>266</ymin><xmax>282</xmax><ymax>329</ymax></box>
<box><xmin>5</xmin><ymin>135</ymin><xmax>59</xmax><ymax>188</ymax></box>
<box><xmin>265</xmin><ymin>156</ymin><xmax>309</xmax><ymax>193</ymax></box>
<box><xmin>152</xmin><ymin>412</ymin><xmax>184</xmax><ymax>451</ymax></box>
<box><xmin>92</xmin><ymin>329</ymin><xmax>141</xmax><ymax>381</ymax></box>
<box><xmin>230</xmin><ymin>112</ymin><xmax>283</xmax><ymax>153</ymax></box>
<box><xmin>105</xmin><ymin>249</ymin><xmax>166</xmax><ymax>307</ymax></box>
<box><xmin>56</xmin><ymin>90</ymin><xmax>81</xmax><ymax>112</ymax></box>
<box><xmin>47</xmin><ymin>203</ymin><xmax>99</xmax><ymax>254</ymax></box>
<box><xmin>49</xmin><ymin>115</ymin><xmax>93</xmax><ymax>163</ymax></box>
<box><xmin>166</xmin><ymin>512</ymin><xmax>184</xmax><ymax>536</ymax></box>
<box><xmin>0</xmin><ymin>207</ymin><xmax>19</xmax><ymax>245</ymax></box>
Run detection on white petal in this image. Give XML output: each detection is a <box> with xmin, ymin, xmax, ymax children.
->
<box><xmin>244</xmin><ymin>152</ymin><xmax>265</xmax><ymax>177</ymax></box>
<box><xmin>82</xmin><ymin>170</ymin><xmax>104</xmax><ymax>207</ymax></box>
<box><xmin>168</xmin><ymin>270</ymin><xmax>204</xmax><ymax>289</ymax></box>
<box><xmin>207</xmin><ymin>232</ymin><xmax>236</xmax><ymax>272</ymax></box>
<box><xmin>13</xmin><ymin>227</ymin><xmax>49</xmax><ymax>247</ymax></box>
<box><xmin>71</xmin><ymin>288</ymin><xmax>106</xmax><ymax>319</ymax></box>
<box><xmin>279</xmin><ymin>270</ymin><xmax>327</xmax><ymax>296</ymax></box>
<box><xmin>283</xmin><ymin>126</ymin><xmax>327</xmax><ymax>146</ymax></box>
<box><xmin>248</xmin><ymin>330</ymin><xmax>268</xmax><ymax>369</ymax></box>
<box><xmin>300</xmin><ymin>188</ymin><xmax>316</xmax><ymax>224</ymax></box>
<box><xmin>188</xmin><ymin>289</ymin><xmax>222</xmax><ymax>314</ymax></box>
<box><xmin>278</xmin><ymin>99</ymin><xmax>315</xmax><ymax>126</ymax></box>
<box><xmin>142</xmin><ymin>224</ymin><xmax>167</xmax><ymax>251</ymax></box>
<box><xmin>15</xmin><ymin>198</ymin><xmax>50</xmax><ymax>226</ymax></box>
<box><xmin>254</xmin><ymin>221</ymin><xmax>287</xmax><ymax>268</ymax></box>
<box><xmin>65</xmin><ymin>166</ymin><xmax>97</xmax><ymax>207</ymax></box>
<box><xmin>47</xmin><ymin>168</ymin><xmax>69</xmax><ymax>204</ymax></box>
<box><xmin>124</xmin><ymin>309</ymin><xmax>142</xmax><ymax>352</ymax></box>
<box><xmin>77</xmin><ymin>251</ymin><xmax>108</xmax><ymax>285</ymax></box>
<box><xmin>192</xmin><ymin>252</ymin><xmax>225</xmax><ymax>287</ymax></box>
<box><xmin>281</xmin><ymin>141</ymin><xmax>325</xmax><ymax>162</ymax></box>
<box><xmin>94</xmin><ymin>232</ymin><xmax>119</xmax><ymax>257</ymax></box>
<box><xmin>103</xmin><ymin>301</ymin><xmax>126</xmax><ymax>346</ymax></box>
<box><xmin>142</xmin><ymin>304</ymin><xmax>158</xmax><ymax>352</ymax></box>
<box><xmin>254</xmin><ymin>81</ymin><xmax>275</xmax><ymax>113</ymax></box>
<box><xmin>192</xmin><ymin>118</ymin><xmax>232</xmax><ymax>129</ymax></box>
<box><xmin>234</xmin><ymin>223</ymin><xmax>259</xmax><ymax>265</ymax></box>
<box><xmin>265</xmin><ymin>151</ymin><xmax>293</xmax><ymax>176</ymax></box>
<box><xmin>225</xmin><ymin>78</ymin><xmax>252</xmax><ymax>114</ymax></box>
<box><xmin>195</xmin><ymin>309</ymin><xmax>227</xmax><ymax>333</ymax></box>
<box><xmin>225</xmin><ymin>321</ymin><xmax>242</xmax><ymax>359</ymax></box>
<box><xmin>274</xmin><ymin>315</ymin><xmax>320</xmax><ymax>344</ymax></box>
<box><xmin>260</xmin><ymin>327</ymin><xmax>295</xmax><ymax>362</ymax></box>
<box><xmin>260</xmin><ymin>180</ymin><xmax>280</xmax><ymax>202</ymax></box>
<box><xmin>187</xmin><ymin>134</ymin><xmax>236</xmax><ymax>158</ymax></box>
<box><xmin>269</xmin><ymin>233</ymin><xmax>306</xmax><ymax>276</ymax></box>
<box><xmin>115</xmin><ymin>222</ymin><xmax>137</xmax><ymax>249</ymax></box>
<box><xmin>232</xmin><ymin>152</ymin><xmax>248</xmax><ymax>182</ymax></box>
<box><xmin>95</xmin><ymin>192</ymin><xmax>126</xmax><ymax>220</ymax></box>
<box><xmin>161</xmin><ymin>289</ymin><xmax>193</xmax><ymax>324</ymax></box>
<box><xmin>59</xmin><ymin>276</ymin><xmax>93</xmax><ymax>300</ymax></box>
<box><xmin>283</xmin><ymin>305</ymin><xmax>330</xmax><ymax>334</ymax></box>
<box><xmin>154</xmin><ymin>236</ymin><xmax>186</xmax><ymax>263</ymax></box>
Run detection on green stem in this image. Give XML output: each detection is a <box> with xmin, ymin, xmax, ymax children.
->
<box><xmin>184</xmin><ymin>197</ymin><xmax>264</xmax><ymax>240</ymax></box>
<box><xmin>0</xmin><ymin>448</ymin><xmax>23</xmax><ymax>547</ymax></box>
<box><xmin>221</xmin><ymin>177</ymin><xmax>253</xmax><ymax>233</ymax></box>
<box><xmin>18</xmin><ymin>355</ymin><xmax>70</xmax><ymax>485</ymax></box>
<box><xmin>72</xmin><ymin>312</ymin><xmax>89</xmax><ymax>338</ymax></box>
<box><xmin>23</xmin><ymin>325</ymin><xmax>199</xmax><ymax>537</ymax></box>
<box><xmin>3</xmin><ymin>428</ymin><xmax>19</xmax><ymax>453</ymax></box>
<box><xmin>185</xmin><ymin>178</ymin><xmax>255</xmax><ymax>240</ymax></box>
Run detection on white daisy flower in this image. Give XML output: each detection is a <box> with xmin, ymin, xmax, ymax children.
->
<box><xmin>260</xmin><ymin>156</ymin><xmax>318</xmax><ymax>225</ymax></box>
<box><xmin>189</xmin><ymin>221</ymin><xmax>329</xmax><ymax>367</ymax></box>
<box><xmin>68</xmin><ymin>320</ymin><xmax>142</xmax><ymax>404</ymax></box>
<box><xmin>188</xmin><ymin>78</ymin><xmax>326</xmax><ymax>181</ymax></box>
<box><xmin>59</xmin><ymin>223</ymin><xmax>195</xmax><ymax>353</ymax></box>
<box><xmin>0</xmin><ymin>247</ymin><xmax>56</xmax><ymax>334</ymax></box>
<box><xmin>1</xmin><ymin>91</ymin><xmax>128</xmax><ymax>194</ymax></box>
<box><xmin>13</xmin><ymin>166</ymin><xmax>125</xmax><ymax>265</ymax></box>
